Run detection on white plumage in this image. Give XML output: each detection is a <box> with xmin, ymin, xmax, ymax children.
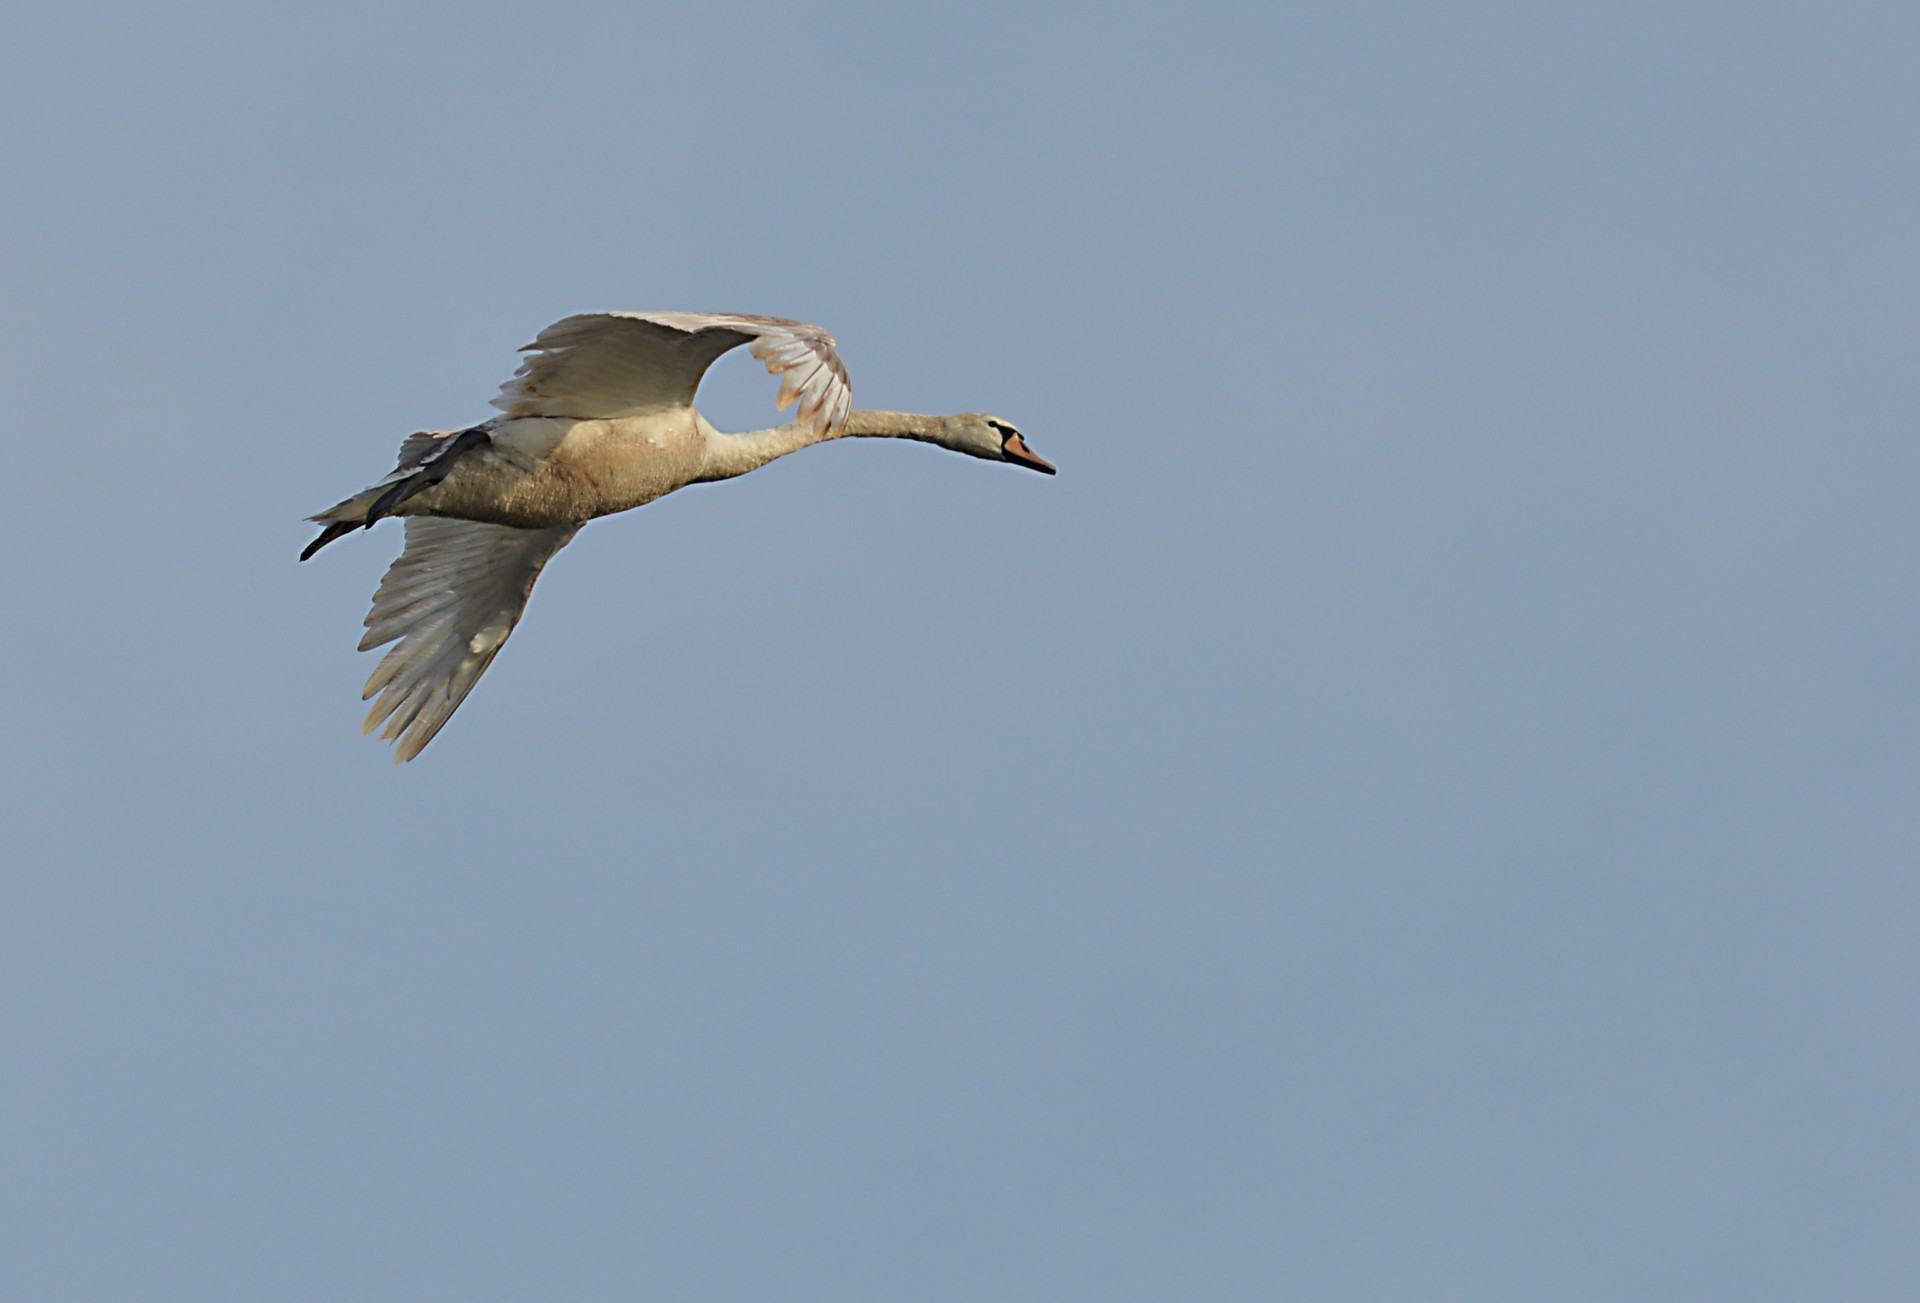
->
<box><xmin>357</xmin><ymin>520</ymin><xmax>579</xmax><ymax>762</ymax></box>
<box><xmin>305</xmin><ymin>310</ymin><xmax>1053</xmax><ymax>761</ymax></box>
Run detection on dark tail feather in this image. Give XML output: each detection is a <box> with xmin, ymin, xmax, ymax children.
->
<box><xmin>300</xmin><ymin>520</ymin><xmax>358</xmax><ymax>562</ymax></box>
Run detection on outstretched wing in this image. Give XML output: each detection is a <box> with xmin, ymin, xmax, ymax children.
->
<box><xmin>358</xmin><ymin>518</ymin><xmax>580</xmax><ymax>762</ymax></box>
<box><xmin>493</xmin><ymin>311</ymin><xmax>852</xmax><ymax>439</ymax></box>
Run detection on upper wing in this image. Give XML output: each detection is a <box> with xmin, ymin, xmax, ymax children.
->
<box><xmin>493</xmin><ymin>311</ymin><xmax>852</xmax><ymax>439</ymax></box>
<box><xmin>358</xmin><ymin>518</ymin><xmax>580</xmax><ymax>762</ymax></box>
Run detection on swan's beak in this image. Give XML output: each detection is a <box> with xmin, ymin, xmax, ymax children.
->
<box><xmin>1002</xmin><ymin>432</ymin><xmax>1056</xmax><ymax>475</ymax></box>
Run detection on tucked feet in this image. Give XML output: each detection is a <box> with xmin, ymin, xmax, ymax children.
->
<box><xmin>300</xmin><ymin>426</ymin><xmax>494</xmax><ymax>561</ymax></box>
<box><xmin>364</xmin><ymin>427</ymin><xmax>493</xmax><ymax>527</ymax></box>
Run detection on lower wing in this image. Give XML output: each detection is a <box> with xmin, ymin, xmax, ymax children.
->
<box><xmin>357</xmin><ymin>518</ymin><xmax>580</xmax><ymax>761</ymax></box>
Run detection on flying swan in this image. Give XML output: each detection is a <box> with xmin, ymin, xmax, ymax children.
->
<box><xmin>303</xmin><ymin>311</ymin><xmax>1054</xmax><ymax>761</ymax></box>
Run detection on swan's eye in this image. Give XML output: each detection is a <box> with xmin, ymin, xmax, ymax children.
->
<box><xmin>987</xmin><ymin>420</ymin><xmax>1016</xmax><ymax>440</ymax></box>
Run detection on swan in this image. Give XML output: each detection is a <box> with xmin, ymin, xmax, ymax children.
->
<box><xmin>303</xmin><ymin>311</ymin><xmax>1054</xmax><ymax>761</ymax></box>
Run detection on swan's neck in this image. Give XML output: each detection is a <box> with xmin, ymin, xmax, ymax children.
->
<box><xmin>698</xmin><ymin>410</ymin><xmax>950</xmax><ymax>481</ymax></box>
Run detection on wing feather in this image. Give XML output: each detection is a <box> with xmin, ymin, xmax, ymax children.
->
<box><xmin>356</xmin><ymin>518</ymin><xmax>579</xmax><ymax>762</ymax></box>
<box><xmin>494</xmin><ymin>311</ymin><xmax>852</xmax><ymax>440</ymax></box>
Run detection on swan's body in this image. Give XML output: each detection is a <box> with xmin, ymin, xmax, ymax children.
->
<box><xmin>304</xmin><ymin>311</ymin><xmax>1053</xmax><ymax>761</ymax></box>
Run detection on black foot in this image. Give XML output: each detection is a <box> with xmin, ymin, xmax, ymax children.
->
<box><xmin>300</xmin><ymin>520</ymin><xmax>358</xmax><ymax>562</ymax></box>
<box><xmin>364</xmin><ymin>427</ymin><xmax>493</xmax><ymax>527</ymax></box>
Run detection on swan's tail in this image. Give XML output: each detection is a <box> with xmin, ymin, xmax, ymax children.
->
<box><xmin>299</xmin><ymin>482</ymin><xmax>396</xmax><ymax>561</ymax></box>
<box><xmin>299</xmin><ymin>427</ymin><xmax>493</xmax><ymax>561</ymax></box>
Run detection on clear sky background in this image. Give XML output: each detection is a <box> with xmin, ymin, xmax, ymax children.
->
<box><xmin>3</xmin><ymin>3</ymin><xmax>1914</xmax><ymax>1299</ymax></box>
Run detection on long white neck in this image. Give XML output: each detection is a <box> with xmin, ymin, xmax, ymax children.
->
<box><xmin>698</xmin><ymin>409</ymin><xmax>951</xmax><ymax>482</ymax></box>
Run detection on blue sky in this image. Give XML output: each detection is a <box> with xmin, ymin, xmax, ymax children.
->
<box><xmin>3</xmin><ymin>3</ymin><xmax>1915</xmax><ymax>1299</ymax></box>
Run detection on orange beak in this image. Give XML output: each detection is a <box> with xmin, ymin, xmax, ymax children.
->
<box><xmin>1003</xmin><ymin>431</ymin><xmax>1056</xmax><ymax>475</ymax></box>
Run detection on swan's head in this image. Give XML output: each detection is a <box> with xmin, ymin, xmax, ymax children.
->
<box><xmin>946</xmin><ymin>414</ymin><xmax>1056</xmax><ymax>475</ymax></box>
